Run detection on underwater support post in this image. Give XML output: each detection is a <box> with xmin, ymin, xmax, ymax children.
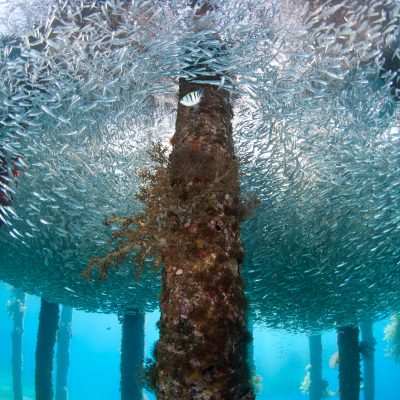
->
<box><xmin>11</xmin><ymin>289</ymin><xmax>26</xmax><ymax>400</ymax></box>
<box><xmin>309</xmin><ymin>334</ymin><xmax>324</xmax><ymax>400</ymax></box>
<box><xmin>55</xmin><ymin>306</ymin><xmax>73</xmax><ymax>400</ymax></box>
<box><xmin>120</xmin><ymin>311</ymin><xmax>145</xmax><ymax>400</ymax></box>
<box><xmin>35</xmin><ymin>299</ymin><xmax>59</xmax><ymax>400</ymax></box>
<box><xmin>360</xmin><ymin>322</ymin><xmax>375</xmax><ymax>400</ymax></box>
<box><xmin>153</xmin><ymin>78</ymin><xmax>254</xmax><ymax>399</ymax></box>
<box><xmin>337</xmin><ymin>325</ymin><xmax>360</xmax><ymax>400</ymax></box>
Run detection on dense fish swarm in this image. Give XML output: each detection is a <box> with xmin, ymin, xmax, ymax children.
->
<box><xmin>0</xmin><ymin>0</ymin><xmax>399</xmax><ymax>328</ymax></box>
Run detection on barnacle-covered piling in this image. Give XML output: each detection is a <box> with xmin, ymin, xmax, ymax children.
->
<box><xmin>154</xmin><ymin>79</ymin><xmax>254</xmax><ymax>399</ymax></box>
<box><xmin>87</xmin><ymin>78</ymin><xmax>254</xmax><ymax>398</ymax></box>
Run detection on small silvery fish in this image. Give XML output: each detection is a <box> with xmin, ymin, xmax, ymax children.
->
<box><xmin>179</xmin><ymin>90</ymin><xmax>203</xmax><ymax>107</ymax></box>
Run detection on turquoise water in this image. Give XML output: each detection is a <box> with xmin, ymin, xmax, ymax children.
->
<box><xmin>1</xmin><ymin>282</ymin><xmax>400</xmax><ymax>400</ymax></box>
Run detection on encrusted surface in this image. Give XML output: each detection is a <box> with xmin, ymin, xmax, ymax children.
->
<box><xmin>155</xmin><ymin>80</ymin><xmax>253</xmax><ymax>399</ymax></box>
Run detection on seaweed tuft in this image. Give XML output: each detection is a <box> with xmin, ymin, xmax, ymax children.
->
<box><xmin>85</xmin><ymin>140</ymin><xmax>240</xmax><ymax>282</ymax></box>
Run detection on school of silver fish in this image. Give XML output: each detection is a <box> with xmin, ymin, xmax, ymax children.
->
<box><xmin>0</xmin><ymin>0</ymin><xmax>399</xmax><ymax>330</ymax></box>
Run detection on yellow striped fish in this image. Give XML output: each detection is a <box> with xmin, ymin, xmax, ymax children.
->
<box><xmin>179</xmin><ymin>90</ymin><xmax>203</xmax><ymax>107</ymax></box>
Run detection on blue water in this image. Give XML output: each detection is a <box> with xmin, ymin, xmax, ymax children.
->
<box><xmin>1</xmin><ymin>282</ymin><xmax>400</xmax><ymax>400</ymax></box>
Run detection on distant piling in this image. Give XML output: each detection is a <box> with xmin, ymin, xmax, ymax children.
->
<box><xmin>337</xmin><ymin>326</ymin><xmax>360</xmax><ymax>400</ymax></box>
<box><xmin>360</xmin><ymin>322</ymin><xmax>375</xmax><ymax>400</ymax></box>
<box><xmin>10</xmin><ymin>289</ymin><xmax>26</xmax><ymax>400</ymax></box>
<box><xmin>55</xmin><ymin>306</ymin><xmax>73</xmax><ymax>400</ymax></box>
<box><xmin>35</xmin><ymin>299</ymin><xmax>59</xmax><ymax>400</ymax></box>
<box><xmin>309</xmin><ymin>335</ymin><xmax>323</xmax><ymax>400</ymax></box>
<box><xmin>120</xmin><ymin>312</ymin><xmax>145</xmax><ymax>400</ymax></box>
